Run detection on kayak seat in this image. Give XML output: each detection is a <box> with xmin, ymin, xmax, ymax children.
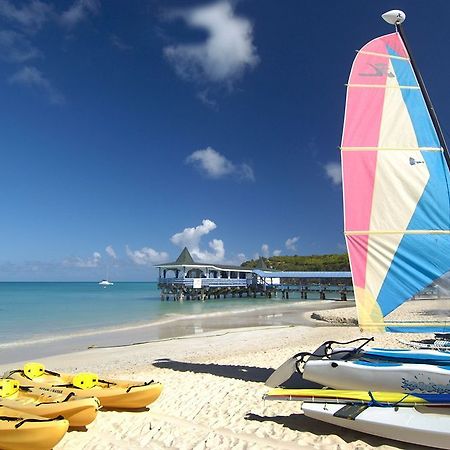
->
<box><xmin>0</xmin><ymin>379</ymin><xmax>19</xmax><ymax>398</ymax></box>
<box><xmin>72</xmin><ymin>373</ymin><xmax>98</xmax><ymax>390</ymax></box>
<box><xmin>23</xmin><ymin>362</ymin><xmax>45</xmax><ymax>379</ymax></box>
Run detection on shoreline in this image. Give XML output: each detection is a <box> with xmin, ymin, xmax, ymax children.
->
<box><xmin>0</xmin><ymin>299</ymin><xmax>352</xmax><ymax>364</ymax></box>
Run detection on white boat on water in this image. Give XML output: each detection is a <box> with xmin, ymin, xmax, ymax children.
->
<box><xmin>98</xmin><ymin>279</ymin><xmax>114</xmax><ymax>287</ymax></box>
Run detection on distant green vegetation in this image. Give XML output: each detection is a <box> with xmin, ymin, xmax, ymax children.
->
<box><xmin>241</xmin><ymin>254</ymin><xmax>350</xmax><ymax>271</ymax></box>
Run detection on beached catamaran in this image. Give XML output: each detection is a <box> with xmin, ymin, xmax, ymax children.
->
<box><xmin>267</xmin><ymin>7</ymin><xmax>450</xmax><ymax>387</ymax></box>
<box><xmin>265</xmin><ymin>11</ymin><xmax>450</xmax><ymax>449</ymax></box>
<box><xmin>342</xmin><ymin>9</ymin><xmax>450</xmax><ymax>333</ymax></box>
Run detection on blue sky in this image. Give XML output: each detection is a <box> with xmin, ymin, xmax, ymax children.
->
<box><xmin>1</xmin><ymin>0</ymin><xmax>449</xmax><ymax>281</ymax></box>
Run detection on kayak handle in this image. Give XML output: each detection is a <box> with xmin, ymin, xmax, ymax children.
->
<box><xmin>15</xmin><ymin>415</ymin><xmax>65</xmax><ymax>429</ymax></box>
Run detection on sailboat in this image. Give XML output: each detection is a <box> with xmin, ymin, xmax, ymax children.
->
<box><xmin>99</xmin><ymin>266</ymin><xmax>114</xmax><ymax>287</ymax></box>
<box><xmin>267</xmin><ymin>7</ymin><xmax>450</xmax><ymax>386</ymax></box>
<box><xmin>342</xmin><ymin>9</ymin><xmax>450</xmax><ymax>333</ymax></box>
<box><xmin>264</xmin><ymin>11</ymin><xmax>450</xmax><ymax>449</ymax></box>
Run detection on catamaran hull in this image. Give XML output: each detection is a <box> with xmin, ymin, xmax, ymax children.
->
<box><xmin>303</xmin><ymin>359</ymin><xmax>450</xmax><ymax>393</ymax></box>
<box><xmin>302</xmin><ymin>403</ymin><xmax>450</xmax><ymax>449</ymax></box>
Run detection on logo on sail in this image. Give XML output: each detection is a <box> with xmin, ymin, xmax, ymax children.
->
<box><xmin>409</xmin><ymin>157</ymin><xmax>425</xmax><ymax>166</ymax></box>
<box><xmin>359</xmin><ymin>63</ymin><xmax>395</xmax><ymax>78</ymax></box>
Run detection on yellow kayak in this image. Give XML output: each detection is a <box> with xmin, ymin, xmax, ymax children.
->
<box><xmin>265</xmin><ymin>388</ymin><xmax>450</xmax><ymax>406</ymax></box>
<box><xmin>0</xmin><ymin>405</ymin><xmax>68</xmax><ymax>450</ymax></box>
<box><xmin>6</xmin><ymin>363</ymin><xmax>163</xmax><ymax>409</ymax></box>
<box><xmin>0</xmin><ymin>379</ymin><xmax>99</xmax><ymax>427</ymax></box>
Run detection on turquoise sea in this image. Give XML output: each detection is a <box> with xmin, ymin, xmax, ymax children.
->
<box><xmin>0</xmin><ymin>282</ymin><xmax>351</xmax><ymax>363</ymax></box>
<box><xmin>0</xmin><ymin>281</ymin><xmax>312</xmax><ymax>345</ymax></box>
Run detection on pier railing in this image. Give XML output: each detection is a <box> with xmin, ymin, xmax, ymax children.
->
<box><xmin>159</xmin><ymin>277</ymin><xmax>250</xmax><ymax>288</ymax></box>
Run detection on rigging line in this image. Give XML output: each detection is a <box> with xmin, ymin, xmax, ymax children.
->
<box><xmin>396</xmin><ymin>24</ymin><xmax>450</xmax><ymax>168</ymax></box>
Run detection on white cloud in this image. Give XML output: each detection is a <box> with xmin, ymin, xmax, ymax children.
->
<box><xmin>285</xmin><ymin>236</ymin><xmax>299</xmax><ymax>251</ymax></box>
<box><xmin>261</xmin><ymin>244</ymin><xmax>269</xmax><ymax>258</ymax></box>
<box><xmin>60</xmin><ymin>0</ymin><xmax>99</xmax><ymax>28</ymax></box>
<box><xmin>105</xmin><ymin>245</ymin><xmax>117</xmax><ymax>259</ymax></box>
<box><xmin>0</xmin><ymin>30</ymin><xmax>41</xmax><ymax>62</ymax></box>
<box><xmin>186</xmin><ymin>147</ymin><xmax>254</xmax><ymax>181</ymax></box>
<box><xmin>171</xmin><ymin>219</ymin><xmax>226</xmax><ymax>263</ymax></box>
<box><xmin>64</xmin><ymin>251</ymin><xmax>101</xmax><ymax>268</ymax></box>
<box><xmin>126</xmin><ymin>246</ymin><xmax>169</xmax><ymax>266</ymax></box>
<box><xmin>192</xmin><ymin>238</ymin><xmax>225</xmax><ymax>263</ymax></box>
<box><xmin>236</xmin><ymin>252</ymin><xmax>246</xmax><ymax>264</ymax></box>
<box><xmin>171</xmin><ymin>219</ymin><xmax>217</xmax><ymax>249</ymax></box>
<box><xmin>0</xmin><ymin>0</ymin><xmax>52</xmax><ymax>31</ymax></box>
<box><xmin>163</xmin><ymin>1</ymin><xmax>259</xmax><ymax>86</ymax></box>
<box><xmin>324</xmin><ymin>161</ymin><xmax>342</xmax><ymax>185</ymax></box>
<box><xmin>9</xmin><ymin>65</ymin><xmax>65</xmax><ymax>105</ymax></box>
<box><xmin>273</xmin><ymin>249</ymin><xmax>281</xmax><ymax>256</ymax></box>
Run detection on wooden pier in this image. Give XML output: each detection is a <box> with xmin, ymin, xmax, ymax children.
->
<box><xmin>156</xmin><ymin>248</ymin><xmax>353</xmax><ymax>302</ymax></box>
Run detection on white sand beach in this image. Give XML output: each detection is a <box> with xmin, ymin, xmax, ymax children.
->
<box><xmin>0</xmin><ymin>302</ymin><xmax>434</xmax><ymax>450</ymax></box>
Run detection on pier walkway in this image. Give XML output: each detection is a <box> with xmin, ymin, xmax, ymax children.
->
<box><xmin>156</xmin><ymin>248</ymin><xmax>353</xmax><ymax>301</ymax></box>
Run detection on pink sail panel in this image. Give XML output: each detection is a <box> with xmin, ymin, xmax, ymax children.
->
<box><xmin>341</xmin><ymin>32</ymin><xmax>407</xmax><ymax>290</ymax></box>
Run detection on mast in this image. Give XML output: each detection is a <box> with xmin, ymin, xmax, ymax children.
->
<box><xmin>392</xmin><ymin>14</ymin><xmax>450</xmax><ymax>168</ymax></box>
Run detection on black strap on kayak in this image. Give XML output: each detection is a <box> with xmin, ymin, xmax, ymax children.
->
<box><xmin>15</xmin><ymin>415</ymin><xmax>65</xmax><ymax>429</ymax></box>
<box><xmin>18</xmin><ymin>386</ymin><xmax>32</xmax><ymax>392</ymax></box>
<box><xmin>45</xmin><ymin>369</ymin><xmax>62</xmax><ymax>377</ymax></box>
<box><xmin>35</xmin><ymin>401</ymin><xmax>60</xmax><ymax>406</ymax></box>
<box><xmin>98</xmin><ymin>379</ymin><xmax>115</xmax><ymax>387</ymax></box>
<box><xmin>62</xmin><ymin>392</ymin><xmax>76</xmax><ymax>402</ymax></box>
<box><xmin>4</xmin><ymin>368</ymin><xmax>61</xmax><ymax>381</ymax></box>
<box><xmin>0</xmin><ymin>415</ymin><xmax>24</xmax><ymax>422</ymax></box>
<box><xmin>3</xmin><ymin>370</ymin><xmax>21</xmax><ymax>378</ymax></box>
<box><xmin>126</xmin><ymin>381</ymin><xmax>154</xmax><ymax>393</ymax></box>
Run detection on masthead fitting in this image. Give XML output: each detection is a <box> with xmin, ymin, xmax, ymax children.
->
<box><xmin>382</xmin><ymin>10</ymin><xmax>406</xmax><ymax>25</ymax></box>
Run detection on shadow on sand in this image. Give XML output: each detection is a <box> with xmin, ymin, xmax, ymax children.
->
<box><xmin>245</xmin><ymin>413</ymin><xmax>428</xmax><ymax>450</ymax></box>
<box><xmin>152</xmin><ymin>358</ymin><xmax>321</xmax><ymax>387</ymax></box>
<box><xmin>153</xmin><ymin>358</ymin><xmax>273</xmax><ymax>383</ymax></box>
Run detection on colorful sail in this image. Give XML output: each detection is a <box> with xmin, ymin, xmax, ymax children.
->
<box><xmin>342</xmin><ymin>31</ymin><xmax>450</xmax><ymax>332</ymax></box>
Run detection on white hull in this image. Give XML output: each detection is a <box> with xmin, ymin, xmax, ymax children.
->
<box><xmin>303</xmin><ymin>359</ymin><xmax>450</xmax><ymax>393</ymax></box>
<box><xmin>266</xmin><ymin>342</ymin><xmax>450</xmax><ymax>388</ymax></box>
<box><xmin>302</xmin><ymin>402</ymin><xmax>450</xmax><ymax>449</ymax></box>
